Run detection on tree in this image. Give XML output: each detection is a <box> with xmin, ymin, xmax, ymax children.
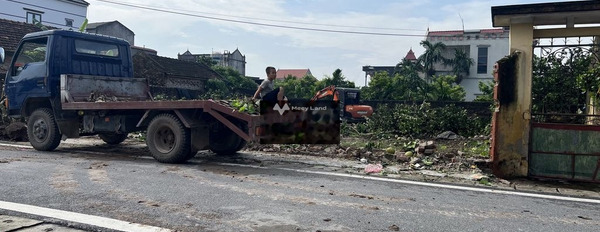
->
<box><xmin>474</xmin><ymin>81</ymin><xmax>494</xmax><ymax>102</ymax></box>
<box><xmin>197</xmin><ymin>56</ymin><xmax>217</xmax><ymax>67</ymax></box>
<box><xmin>444</xmin><ymin>49</ymin><xmax>474</xmax><ymax>83</ymax></box>
<box><xmin>532</xmin><ymin>54</ymin><xmax>586</xmax><ymax>114</ymax></box>
<box><xmin>317</xmin><ymin>68</ymin><xmax>355</xmax><ymax>89</ymax></box>
<box><xmin>275</xmin><ymin>75</ymin><xmax>318</xmax><ymax>99</ymax></box>
<box><xmin>211</xmin><ymin>66</ymin><xmax>257</xmax><ymax>94</ymax></box>
<box><xmin>361</xmin><ymin>71</ymin><xmax>399</xmax><ymax>100</ymax></box>
<box><xmin>427</xmin><ymin>75</ymin><xmax>466</xmax><ymax>101</ymax></box>
<box><xmin>395</xmin><ymin>58</ymin><xmax>428</xmax><ymax>100</ymax></box>
<box><xmin>418</xmin><ymin>41</ymin><xmax>447</xmax><ymax>81</ymax></box>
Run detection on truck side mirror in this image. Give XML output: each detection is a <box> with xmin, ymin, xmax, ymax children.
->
<box><xmin>0</xmin><ymin>47</ymin><xmax>4</xmax><ymax>64</ymax></box>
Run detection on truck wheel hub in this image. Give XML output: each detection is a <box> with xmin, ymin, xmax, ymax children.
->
<box><xmin>155</xmin><ymin>127</ymin><xmax>175</xmax><ymax>153</ymax></box>
<box><xmin>33</xmin><ymin>119</ymin><xmax>48</xmax><ymax>140</ymax></box>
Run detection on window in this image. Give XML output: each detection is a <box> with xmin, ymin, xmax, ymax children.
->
<box><xmin>65</xmin><ymin>18</ymin><xmax>74</xmax><ymax>27</ymax></box>
<box><xmin>75</xmin><ymin>40</ymin><xmax>119</xmax><ymax>57</ymax></box>
<box><xmin>477</xmin><ymin>47</ymin><xmax>488</xmax><ymax>74</ymax></box>
<box><xmin>26</xmin><ymin>11</ymin><xmax>42</xmax><ymax>24</ymax></box>
<box><xmin>12</xmin><ymin>37</ymin><xmax>48</xmax><ymax>76</ymax></box>
<box><xmin>345</xmin><ymin>92</ymin><xmax>359</xmax><ymax>105</ymax></box>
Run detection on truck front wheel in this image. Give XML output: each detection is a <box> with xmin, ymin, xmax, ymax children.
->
<box><xmin>146</xmin><ymin>114</ymin><xmax>190</xmax><ymax>163</ymax></box>
<box><xmin>98</xmin><ymin>133</ymin><xmax>128</xmax><ymax>145</ymax></box>
<box><xmin>27</xmin><ymin>108</ymin><xmax>61</xmax><ymax>151</ymax></box>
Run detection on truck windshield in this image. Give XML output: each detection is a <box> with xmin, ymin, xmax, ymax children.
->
<box><xmin>12</xmin><ymin>37</ymin><xmax>47</xmax><ymax>76</ymax></box>
<box><xmin>15</xmin><ymin>38</ymin><xmax>47</xmax><ymax>64</ymax></box>
<box><xmin>75</xmin><ymin>39</ymin><xmax>119</xmax><ymax>57</ymax></box>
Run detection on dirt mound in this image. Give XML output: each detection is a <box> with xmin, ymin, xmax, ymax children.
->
<box><xmin>2</xmin><ymin>122</ymin><xmax>28</xmax><ymax>141</ymax></box>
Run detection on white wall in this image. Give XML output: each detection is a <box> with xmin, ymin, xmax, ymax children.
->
<box><xmin>0</xmin><ymin>0</ymin><xmax>87</xmax><ymax>30</ymax></box>
<box><xmin>427</xmin><ymin>30</ymin><xmax>509</xmax><ymax>101</ymax></box>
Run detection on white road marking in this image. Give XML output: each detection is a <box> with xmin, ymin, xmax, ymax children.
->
<box><xmin>0</xmin><ymin>143</ymin><xmax>32</xmax><ymax>149</ymax></box>
<box><xmin>2</xmin><ymin>141</ymin><xmax>598</xmax><ymax>204</ymax></box>
<box><xmin>0</xmin><ymin>200</ymin><xmax>172</xmax><ymax>232</ymax></box>
<box><xmin>216</xmin><ymin>162</ymin><xmax>600</xmax><ymax>205</ymax></box>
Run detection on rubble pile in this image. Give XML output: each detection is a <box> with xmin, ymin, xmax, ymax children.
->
<box><xmin>244</xmin><ymin>136</ymin><xmax>490</xmax><ymax>174</ymax></box>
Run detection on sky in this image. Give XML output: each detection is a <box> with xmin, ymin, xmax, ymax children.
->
<box><xmin>86</xmin><ymin>0</ymin><xmax>572</xmax><ymax>86</ymax></box>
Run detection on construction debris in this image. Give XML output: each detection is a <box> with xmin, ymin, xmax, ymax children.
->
<box><xmin>364</xmin><ymin>164</ymin><xmax>383</xmax><ymax>173</ymax></box>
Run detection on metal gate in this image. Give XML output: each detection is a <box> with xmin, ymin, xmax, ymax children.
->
<box><xmin>529</xmin><ymin>36</ymin><xmax>600</xmax><ymax>182</ymax></box>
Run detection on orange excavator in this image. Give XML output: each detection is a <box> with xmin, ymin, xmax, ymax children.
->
<box><xmin>310</xmin><ymin>85</ymin><xmax>373</xmax><ymax>122</ymax></box>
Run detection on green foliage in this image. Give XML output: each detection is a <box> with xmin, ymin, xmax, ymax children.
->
<box><xmin>317</xmin><ymin>69</ymin><xmax>356</xmax><ymax>89</ymax></box>
<box><xmin>275</xmin><ymin>75</ymin><xmax>318</xmax><ymax>99</ymax></box>
<box><xmin>79</xmin><ymin>18</ymin><xmax>88</xmax><ymax>32</ymax></box>
<box><xmin>362</xmin><ymin>71</ymin><xmax>428</xmax><ymax>101</ymax></box>
<box><xmin>532</xmin><ymin>53</ymin><xmax>588</xmax><ymax>113</ymax></box>
<box><xmin>443</xmin><ymin>49</ymin><xmax>474</xmax><ymax>83</ymax></box>
<box><xmin>465</xmin><ymin>140</ymin><xmax>491</xmax><ymax>158</ymax></box>
<box><xmin>230</xmin><ymin>99</ymin><xmax>257</xmax><ymax>114</ymax></box>
<box><xmin>197</xmin><ymin>56</ymin><xmax>217</xmax><ymax>67</ymax></box>
<box><xmin>418</xmin><ymin>40</ymin><xmax>447</xmax><ymax>80</ymax></box>
<box><xmin>363</xmin><ymin>103</ymin><xmax>489</xmax><ymax>137</ymax></box>
<box><xmin>474</xmin><ymin>81</ymin><xmax>494</xmax><ymax>102</ymax></box>
<box><xmin>201</xmin><ymin>66</ymin><xmax>257</xmax><ymax>99</ymax></box>
<box><xmin>273</xmin><ymin>68</ymin><xmax>356</xmax><ymax>99</ymax></box>
<box><xmin>212</xmin><ymin>66</ymin><xmax>258</xmax><ymax>91</ymax></box>
<box><xmin>362</xmin><ymin>73</ymin><xmax>464</xmax><ymax>102</ymax></box>
<box><xmin>427</xmin><ymin>75</ymin><xmax>466</xmax><ymax>101</ymax></box>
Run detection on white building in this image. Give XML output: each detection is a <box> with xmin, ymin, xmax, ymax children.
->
<box><xmin>427</xmin><ymin>29</ymin><xmax>509</xmax><ymax>101</ymax></box>
<box><xmin>0</xmin><ymin>0</ymin><xmax>88</xmax><ymax>30</ymax></box>
<box><xmin>178</xmin><ymin>49</ymin><xmax>247</xmax><ymax>76</ymax></box>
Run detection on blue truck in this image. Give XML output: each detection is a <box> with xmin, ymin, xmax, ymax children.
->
<box><xmin>0</xmin><ymin>30</ymin><xmax>256</xmax><ymax>163</ymax></box>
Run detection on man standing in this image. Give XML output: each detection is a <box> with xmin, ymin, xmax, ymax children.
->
<box><xmin>252</xmin><ymin>66</ymin><xmax>284</xmax><ymax>102</ymax></box>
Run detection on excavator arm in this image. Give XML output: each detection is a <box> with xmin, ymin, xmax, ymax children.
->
<box><xmin>310</xmin><ymin>85</ymin><xmax>339</xmax><ymax>103</ymax></box>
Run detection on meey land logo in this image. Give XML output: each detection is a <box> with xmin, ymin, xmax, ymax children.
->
<box><xmin>259</xmin><ymin>99</ymin><xmax>340</xmax><ymax>144</ymax></box>
<box><xmin>273</xmin><ymin>101</ymin><xmax>290</xmax><ymax>115</ymax></box>
<box><xmin>273</xmin><ymin>100</ymin><xmax>329</xmax><ymax>115</ymax></box>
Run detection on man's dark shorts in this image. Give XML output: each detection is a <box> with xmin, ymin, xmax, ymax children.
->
<box><xmin>262</xmin><ymin>87</ymin><xmax>280</xmax><ymax>103</ymax></box>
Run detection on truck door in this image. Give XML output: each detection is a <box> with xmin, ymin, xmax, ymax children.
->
<box><xmin>5</xmin><ymin>37</ymin><xmax>49</xmax><ymax>113</ymax></box>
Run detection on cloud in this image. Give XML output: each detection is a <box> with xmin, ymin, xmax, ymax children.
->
<box><xmin>87</xmin><ymin>0</ymin><xmax>539</xmax><ymax>86</ymax></box>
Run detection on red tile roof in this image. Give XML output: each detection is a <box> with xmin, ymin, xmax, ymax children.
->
<box><xmin>427</xmin><ymin>30</ymin><xmax>464</xmax><ymax>36</ymax></box>
<box><xmin>0</xmin><ymin>18</ymin><xmax>53</xmax><ymax>52</ymax></box>
<box><xmin>428</xmin><ymin>29</ymin><xmax>507</xmax><ymax>37</ymax></box>
<box><xmin>276</xmin><ymin>69</ymin><xmax>312</xmax><ymax>79</ymax></box>
<box><xmin>404</xmin><ymin>49</ymin><xmax>417</xmax><ymax>60</ymax></box>
<box><xmin>480</xmin><ymin>29</ymin><xmax>507</xmax><ymax>33</ymax></box>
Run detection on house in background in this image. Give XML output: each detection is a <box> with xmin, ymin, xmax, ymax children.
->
<box><xmin>0</xmin><ymin>18</ymin><xmax>52</xmax><ymax>78</ymax></box>
<box><xmin>363</xmin><ymin>49</ymin><xmax>418</xmax><ymax>86</ymax></box>
<box><xmin>427</xmin><ymin>29</ymin><xmax>509</xmax><ymax>101</ymax></box>
<box><xmin>178</xmin><ymin>49</ymin><xmax>246</xmax><ymax>76</ymax></box>
<box><xmin>0</xmin><ymin>0</ymin><xmax>88</xmax><ymax>30</ymax></box>
<box><xmin>86</xmin><ymin>21</ymin><xmax>135</xmax><ymax>46</ymax></box>
<box><xmin>276</xmin><ymin>69</ymin><xmax>312</xmax><ymax>79</ymax></box>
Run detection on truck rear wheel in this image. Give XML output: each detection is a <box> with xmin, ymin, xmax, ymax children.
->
<box><xmin>146</xmin><ymin>114</ymin><xmax>190</xmax><ymax>163</ymax></box>
<box><xmin>209</xmin><ymin>122</ymin><xmax>244</xmax><ymax>155</ymax></box>
<box><xmin>27</xmin><ymin>108</ymin><xmax>61</xmax><ymax>151</ymax></box>
<box><xmin>98</xmin><ymin>133</ymin><xmax>128</xmax><ymax>145</ymax></box>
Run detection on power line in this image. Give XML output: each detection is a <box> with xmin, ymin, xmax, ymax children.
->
<box><xmin>93</xmin><ymin>0</ymin><xmax>427</xmax><ymax>37</ymax></box>
<box><xmin>95</xmin><ymin>0</ymin><xmax>425</xmax><ymax>32</ymax></box>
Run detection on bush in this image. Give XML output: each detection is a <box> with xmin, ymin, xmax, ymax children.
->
<box><xmin>358</xmin><ymin>102</ymin><xmax>490</xmax><ymax>137</ymax></box>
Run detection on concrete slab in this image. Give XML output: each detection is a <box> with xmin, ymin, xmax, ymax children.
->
<box><xmin>0</xmin><ymin>215</ymin><xmax>43</xmax><ymax>231</ymax></box>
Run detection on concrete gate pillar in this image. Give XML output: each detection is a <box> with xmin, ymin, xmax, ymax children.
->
<box><xmin>491</xmin><ymin>1</ymin><xmax>600</xmax><ymax>178</ymax></box>
<box><xmin>491</xmin><ymin>23</ymin><xmax>533</xmax><ymax>178</ymax></box>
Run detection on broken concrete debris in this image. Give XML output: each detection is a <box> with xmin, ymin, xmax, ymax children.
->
<box><xmin>364</xmin><ymin>164</ymin><xmax>383</xmax><ymax>173</ymax></box>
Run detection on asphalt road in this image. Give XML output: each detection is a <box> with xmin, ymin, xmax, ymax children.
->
<box><xmin>0</xmin><ymin>140</ymin><xmax>599</xmax><ymax>232</ymax></box>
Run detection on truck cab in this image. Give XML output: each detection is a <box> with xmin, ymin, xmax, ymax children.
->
<box><xmin>3</xmin><ymin>30</ymin><xmax>132</xmax><ymax>118</ymax></box>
